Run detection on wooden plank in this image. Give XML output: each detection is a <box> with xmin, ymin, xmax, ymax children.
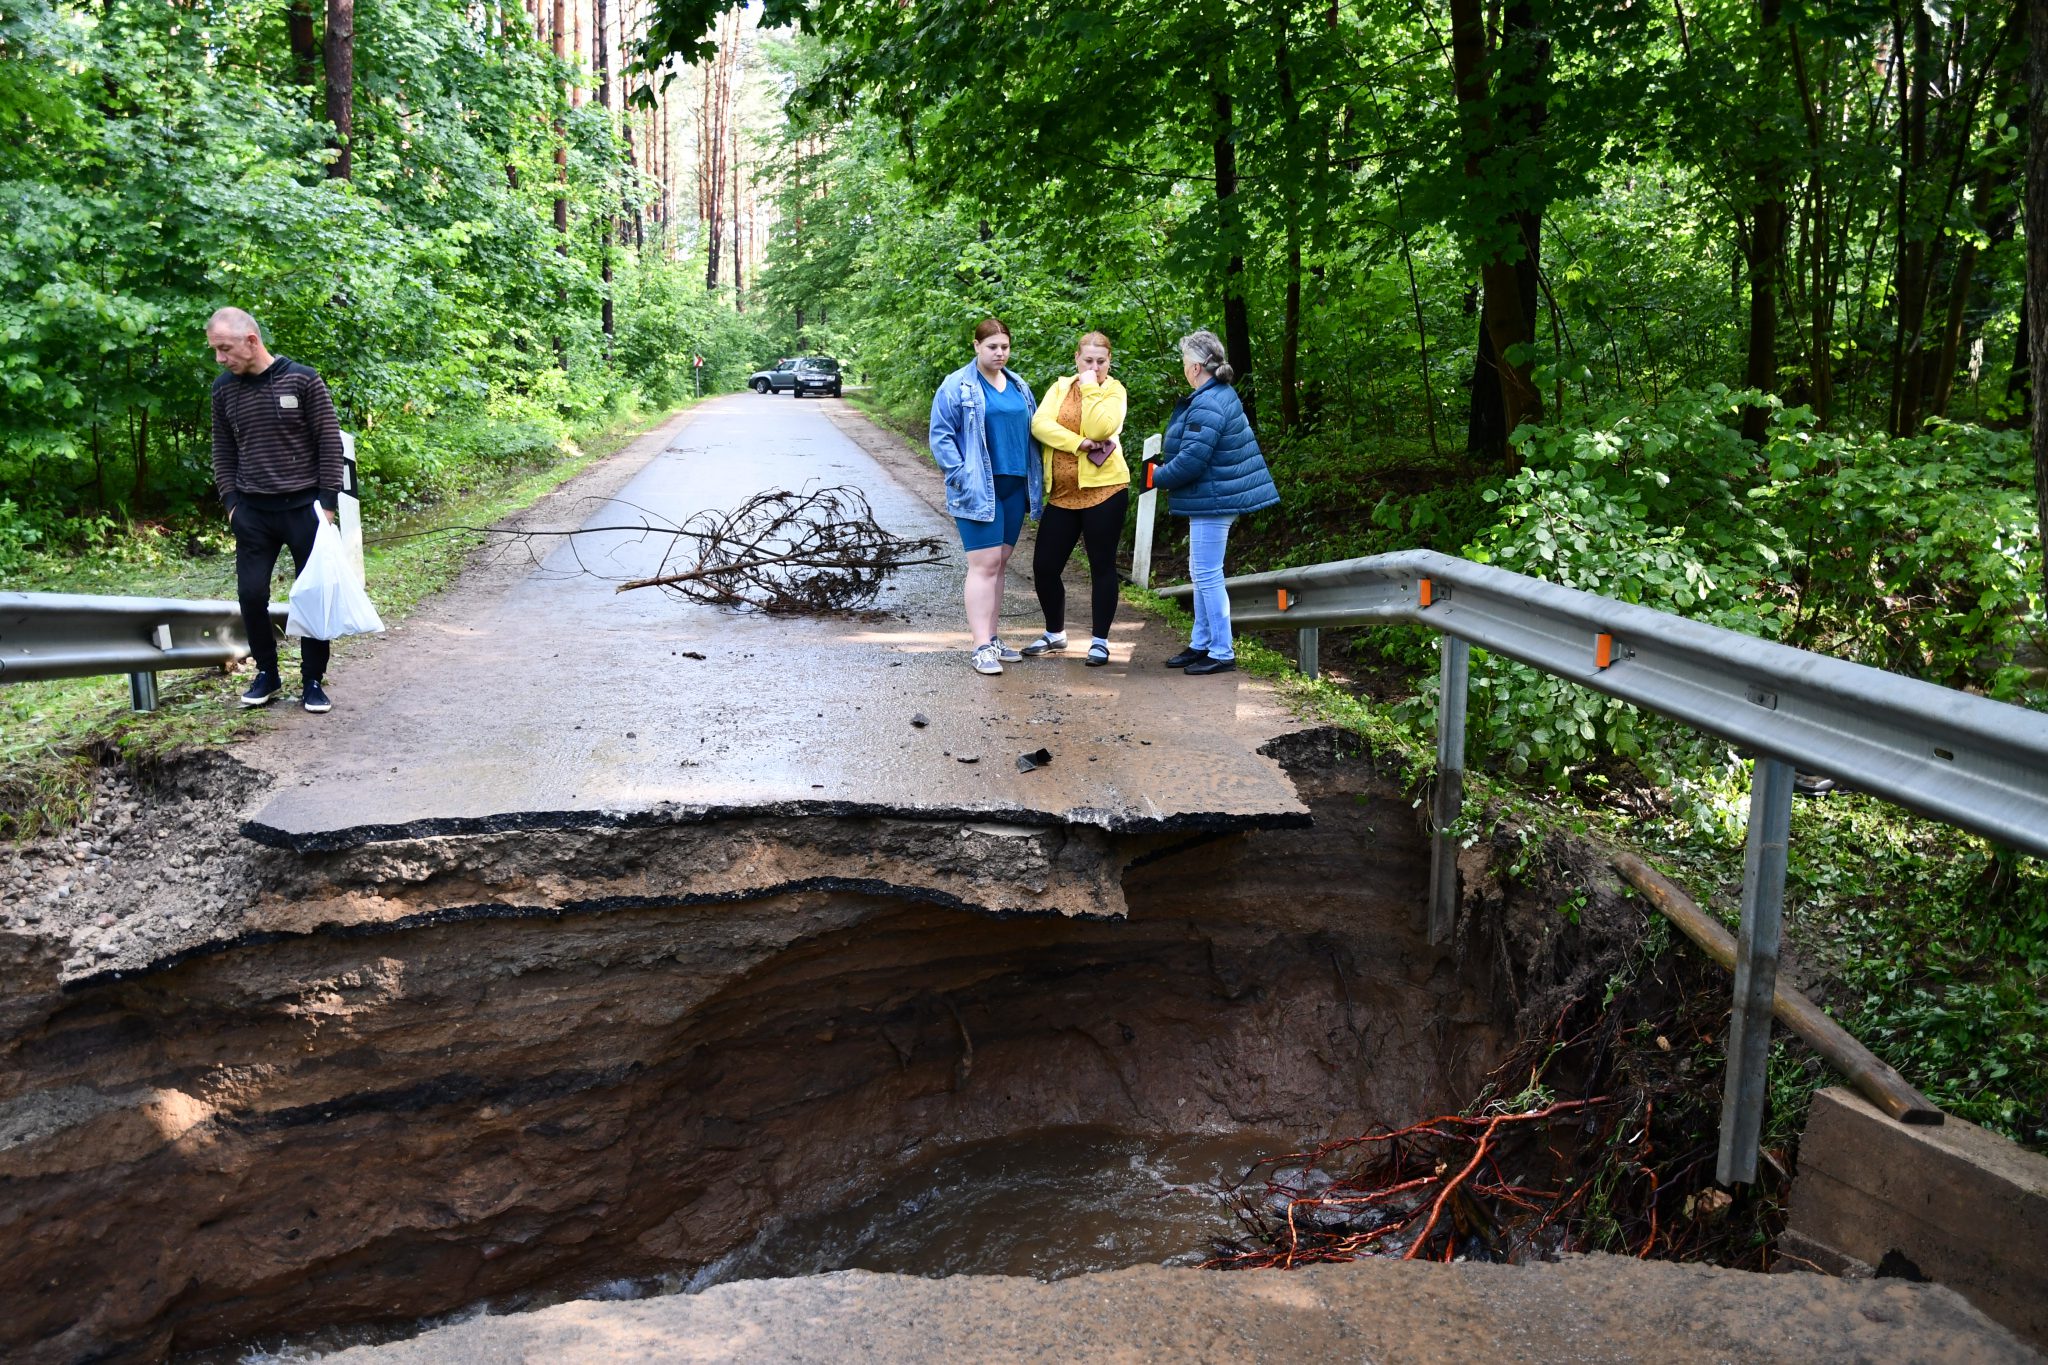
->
<box><xmin>1613</xmin><ymin>851</ymin><xmax>1942</xmax><ymax>1127</ymax></box>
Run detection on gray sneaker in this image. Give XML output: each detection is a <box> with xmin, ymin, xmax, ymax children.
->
<box><xmin>971</xmin><ymin>642</ymin><xmax>1005</xmax><ymax>675</ymax></box>
<box><xmin>991</xmin><ymin>638</ymin><xmax>1024</xmax><ymax>663</ymax></box>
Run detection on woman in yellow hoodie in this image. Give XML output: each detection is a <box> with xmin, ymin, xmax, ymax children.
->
<box><xmin>1021</xmin><ymin>332</ymin><xmax>1130</xmax><ymax>667</ymax></box>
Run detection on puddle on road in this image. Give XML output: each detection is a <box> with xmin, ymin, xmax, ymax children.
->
<box><xmin>206</xmin><ymin>1127</ymin><xmax>1291</xmax><ymax>1363</ymax></box>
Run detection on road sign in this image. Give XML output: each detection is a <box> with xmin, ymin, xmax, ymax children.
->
<box><xmin>693</xmin><ymin>354</ymin><xmax>703</xmax><ymax>368</ymax></box>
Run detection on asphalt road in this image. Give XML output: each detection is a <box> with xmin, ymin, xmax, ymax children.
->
<box><xmin>245</xmin><ymin>393</ymin><xmax>1307</xmax><ymax>851</ymax></box>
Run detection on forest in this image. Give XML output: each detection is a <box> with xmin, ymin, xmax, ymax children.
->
<box><xmin>2</xmin><ymin>0</ymin><xmax>2044</xmax><ymax>1152</ymax></box>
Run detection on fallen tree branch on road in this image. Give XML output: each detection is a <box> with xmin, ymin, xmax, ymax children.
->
<box><xmin>614</xmin><ymin>486</ymin><xmax>947</xmax><ymax>612</ymax></box>
<box><xmin>366</xmin><ymin>484</ymin><xmax>946</xmax><ymax>614</ymax></box>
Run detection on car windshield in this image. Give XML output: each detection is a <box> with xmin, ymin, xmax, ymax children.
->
<box><xmin>798</xmin><ymin>359</ymin><xmax>838</xmax><ymax>373</ymax></box>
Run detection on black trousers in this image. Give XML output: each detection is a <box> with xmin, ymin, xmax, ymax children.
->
<box><xmin>234</xmin><ymin>501</ymin><xmax>331</xmax><ymax>683</ymax></box>
<box><xmin>1033</xmin><ymin>488</ymin><xmax>1129</xmax><ymax>639</ymax></box>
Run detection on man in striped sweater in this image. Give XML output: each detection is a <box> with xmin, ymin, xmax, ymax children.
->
<box><xmin>207</xmin><ymin>307</ymin><xmax>344</xmax><ymax>714</ymax></box>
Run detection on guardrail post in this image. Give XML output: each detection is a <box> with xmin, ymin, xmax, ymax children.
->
<box><xmin>1427</xmin><ymin>635</ymin><xmax>1470</xmax><ymax>946</ymax></box>
<box><xmin>128</xmin><ymin>671</ymin><xmax>159</xmax><ymax>713</ymax></box>
<box><xmin>1131</xmin><ymin>434</ymin><xmax>1162</xmax><ymax>590</ymax></box>
<box><xmin>1297</xmin><ymin>627</ymin><xmax>1320</xmax><ymax>680</ymax></box>
<box><xmin>1718</xmin><ymin>754</ymin><xmax>1794</xmax><ymax>1185</ymax></box>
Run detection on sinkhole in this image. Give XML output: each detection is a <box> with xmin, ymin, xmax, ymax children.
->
<box><xmin>2</xmin><ymin>731</ymin><xmax>1547</xmax><ymax>1365</ymax></box>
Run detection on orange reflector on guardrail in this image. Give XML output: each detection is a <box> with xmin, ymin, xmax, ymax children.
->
<box><xmin>1418</xmin><ymin>577</ymin><xmax>1433</xmax><ymax>607</ymax></box>
<box><xmin>1595</xmin><ymin>632</ymin><xmax>1615</xmax><ymax>669</ymax></box>
<box><xmin>1277</xmin><ymin>589</ymin><xmax>1293</xmax><ymax>611</ymax></box>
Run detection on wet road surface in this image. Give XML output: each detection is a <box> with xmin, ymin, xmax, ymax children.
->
<box><xmin>246</xmin><ymin>394</ymin><xmax>1307</xmax><ymax>850</ymax></box>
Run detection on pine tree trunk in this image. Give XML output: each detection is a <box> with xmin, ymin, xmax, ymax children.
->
<box><xmin>553</xmin><ymin>0</ymin><xmax>568</xmax><ymax>250</ymax></box>
<box><xmin>595</xmin><ymin>0</ymin><xmax>613</xmax><ymax>343</ymax></box>
<box><xmin>2028</xmin><ymin>0</ymin><xmax>2048</xmax><ymax>610</ymax></box>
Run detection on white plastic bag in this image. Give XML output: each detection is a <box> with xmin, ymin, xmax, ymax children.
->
<box><xmin>286</xmin><ymin>511</ymin><xmax>386</xmax><ymax>640</ymax></box>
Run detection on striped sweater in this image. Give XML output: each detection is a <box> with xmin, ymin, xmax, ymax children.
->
<box><xmin>211</xmin><ymin>358</ymin><xmax>344</xmax><ymax>512</ymax></box>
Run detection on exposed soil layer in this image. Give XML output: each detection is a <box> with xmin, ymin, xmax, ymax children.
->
<box><xmin>0</xmin><ymin>729</ymin><xmax>1511</xmax><ymax>1364</ymax></box>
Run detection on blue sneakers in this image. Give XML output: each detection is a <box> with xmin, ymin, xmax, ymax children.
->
<box><xmin>240</xmin><ymin>671</ymin><xmax>283</xmax><ymax>707</ymax></box>
<box><xmin>302</xmin><ymin>679</ymin><xmax>332</xmax><ymax>714</ymax></box>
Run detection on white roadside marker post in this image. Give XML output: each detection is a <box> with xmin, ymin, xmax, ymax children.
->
<box><xmin>1131</xmin><ymin>432</ymin><xmax>1162</xmax><ymax>590</ymax></box>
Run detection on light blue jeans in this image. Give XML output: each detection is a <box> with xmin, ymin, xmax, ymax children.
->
<box><xmin>1188</xmin><ymin>514</ymin><xmax>1237</xmax><ymax>661</ymax></box>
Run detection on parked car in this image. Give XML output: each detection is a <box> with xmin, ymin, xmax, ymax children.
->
<box><xmin>748</xmin><ymin>358</ymin><xmax>799</xmax><ymax>394</ymax></box>
<box><xmin>791</xmin><ymin>357</ymin><xmax>842</xmax><ymax>399</ymax></box>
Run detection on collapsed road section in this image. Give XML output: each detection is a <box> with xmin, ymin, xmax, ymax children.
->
<box><xmin>1</xmin><ymin>395</ymin><xmax>1346</xmax><ymax>1361</ymax></box>
<box><xmin>1</xmin><ymin>398</ymin><xmax>2030</xmax><ymax>1363</ymax></box>
<box><xmin>0</xmin><ymin>726</ymin><xmax>1494</xmax><ymax>1363</ymax></box>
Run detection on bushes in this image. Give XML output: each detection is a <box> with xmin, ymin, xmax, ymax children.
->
<box><xmin>1455</xmin><ymin>388</ymin><xmax>2042</xmax><ymax>789</ymax></box>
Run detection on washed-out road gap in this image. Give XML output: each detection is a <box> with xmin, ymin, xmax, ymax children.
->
<box><xmin>246</xmin><ymin>394</ymin><xmax>1307</xmax><ymax>852</ymax></box>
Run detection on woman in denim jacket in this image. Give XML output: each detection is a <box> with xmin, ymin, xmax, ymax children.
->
<box><xmin>1146</xmin><ymin>329</ymin><xmax>1280</xmax><ymax>675</ymax></box>
<box><xmin>928</xmin><ymin>318</ymin><xmax>1041</xmax><ymax>675</ymax></box>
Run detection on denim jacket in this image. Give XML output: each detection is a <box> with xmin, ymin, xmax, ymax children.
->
<box><xmin>928</xmin><ymin>361</ymin><xmax>1042</xmax><ymax>522</ymax></box>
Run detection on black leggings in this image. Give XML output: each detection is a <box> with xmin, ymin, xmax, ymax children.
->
<box><xmin>234</xmin><ymin>500</ymin><xmax>331</xmax><ymax>683</ymax></box>
<box><xmin>1033</xmin><ymin>488</ymin><xmax>1129</xmax><ymax>639</ymax></box>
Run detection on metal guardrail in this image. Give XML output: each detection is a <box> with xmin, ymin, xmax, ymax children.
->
<box><xmin>0</xmin><ymin>591</ymin><xmax>289</xmax><ymax>711</ymax></box>
<box><xmin>1162</xmin><ymin>547</ymin><xmax>2048</xmax><ymax>1183</ymax></box>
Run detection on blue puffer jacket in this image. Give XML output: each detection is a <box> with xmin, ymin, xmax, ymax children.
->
<box><xmin>1151</xmin><ymin>379</ymin><xmax>1280</xmax><ymax>517</ymax></box>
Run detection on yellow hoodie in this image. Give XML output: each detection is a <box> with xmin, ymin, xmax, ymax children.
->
<box><xmin>1030</xmin><ymin>374</ymin><xmax>1130</xmax><ymax>504</ymax></box>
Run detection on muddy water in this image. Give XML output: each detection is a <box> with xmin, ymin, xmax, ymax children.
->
<box><xmin>692</xmin><ymin>1125</ymin><xmax>1292</xmax><ymax>1285</ymax></box>
<box><xmin>203</xmin><ymin>1126</ymin><xmax>1292</xmax><ymax>1363</ymax></box>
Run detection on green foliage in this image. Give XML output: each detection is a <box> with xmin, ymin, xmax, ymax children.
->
<box><xmin>1455</xmin><ymin>390</ymin><xmax>2041</xmax><ymax>794</ymax></box>
<box><xmin>1783</xmin><ymin>797</ymin><xmax>2048</xmax><ymax>1148</ymax></box>
<box><xmin>0</xmin><ymin>0</ymin><xmax>761</xmax><ymax>545</ymax></box>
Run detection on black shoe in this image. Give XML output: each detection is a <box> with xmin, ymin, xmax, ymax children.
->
<box><xmin>1184</xmin><ymin>656</ymin><xmax>1236</xmax><ymax>676</ymax></box>
<box><xmin>302</xmin><ymin>679</ymin><xmax>332</xmax><ymax>714</ymax></box>
<box><xmin>1164</xmin><ymin>647</ymin><xmax>1208</xmax><ymax>669</ymax></box>
<box><xmin>240</xmin><ymin>671</ymin><xmax>283</xmax><ymax>707</ymax></box>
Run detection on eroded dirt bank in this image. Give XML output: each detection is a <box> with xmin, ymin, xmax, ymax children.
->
<box><xmin>0</xmin><ymin>731</ymin><xmax>1510</xmax><ymax>1364</ymax></box>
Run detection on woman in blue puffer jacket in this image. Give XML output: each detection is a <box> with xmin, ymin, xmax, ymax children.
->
<box><xmin>1146</xmin><ymin>329</ymin><xmax>1280</xmax><ymax>675</ymax></box>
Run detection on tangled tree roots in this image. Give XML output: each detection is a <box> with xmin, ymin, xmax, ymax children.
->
<box><xmin>1207</xmin><ymin>1093</ymin><xmax>1624</xmax><ymax>1269</ymax></box>
<box><xmin>617</xmin><ymin>485</ymin><xmax>946</xmax><ymax>613</ymax></box>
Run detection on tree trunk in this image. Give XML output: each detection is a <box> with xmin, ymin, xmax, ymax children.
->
<box><xmin>2029</xmin><ymin>0</ymin><xmax>2048</xmax><ymax>609</ymax></box>
<box><xmin>1275</xmin><ymin>15</ymin><xmax>1301</xmax><ymax>431</ymax></box>
<box><xmin>1211</xmin><ymin>77</ymin><xmax>1255</xmax><ymax>422</ymax></box>
<box><xmin>323</xmin><ymin>0</ymin><xmax>354</xmax><ymax>179</ymax></box>
<box><xmin>1790</xmin><ymin>29</ymin><xmax>1834</xmax><ymax>425</ymax></box>
<box><xmin>287</xmin><ymin>0</ymin><xmax>320</xmax><ymax>99</ymax></box>
<box><xmin>129</xmin><ymin>408</ymin><xmax>150</xmax><ymax>513</ymax></box>
<box><xmin>1448</xmin><ymin>0</ymin><xmax>1543</xmax><ymax>464</ymax></box>
<box><xmin>1741</xmin><ymin>195</ymin><xmax>1786</xmax><ymax>442</ymax></box>
<box><xmin>552</xmin><ymin>0</ymin><xmax>568</xmax><ymax>363</ymax></box>
<box><xmin>1741</xmin><ymin>0</ymin><xmax>1789</xmax><ymax>443</ymax></box>
<box><xmin>1892</xmin><ymin>4</ymin><xmax>1932</xmax><ymax>435</ymax></box>
<box><xmin>553</xmin><ymin>0</ymin><xmax>568</xmax><ymax>250</ymax></box>
<box><xmin>596</xmin><ymin>0</ymin><xmax>613</xmax><ymax>345</ymax></box>
<box><xmin>732</xmin><ymin>122</ymin><xmax>744</xmax><ymax>309</ymax></box>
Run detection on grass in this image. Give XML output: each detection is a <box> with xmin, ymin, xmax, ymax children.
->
<box><xmin>1</xmin><ymin>398</ymin><xmax>691</xmax><ymax>838</ymax></box>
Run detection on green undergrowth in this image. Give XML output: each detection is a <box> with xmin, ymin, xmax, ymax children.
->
<box><xmin>1</xmin><ymin>400</ymin><xmax>688</xmax><ymax>839</ymax></box>
<box><xmin>1125</xmin><ymin>579</ymin><xmax>2046</xmax><ymax>1155</ymax></box>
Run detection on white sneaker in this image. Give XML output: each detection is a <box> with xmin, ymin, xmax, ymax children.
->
<box><xmin>972</xmin><ymin>643</ymin><xmax>1005</xmax><ymax>675</ymax></box>
<box><xmin>1020</xmin><ymin>631</ymin><xmax>1068</xmax><ymax>657</ymax></box>
<box><xmin>991</xmin><ymin>638</ymin><xmax>1024</xmax><ymax>663</ymax></box>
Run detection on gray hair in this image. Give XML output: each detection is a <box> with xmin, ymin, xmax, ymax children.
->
<box><xmin>1178</xmin><ymin>329</ymin><xmax>1235</xmax><ymax>385</ymax></box>
<box><xmin>206</xmin><ymin>306</ymin><xmax>262</xmax><ymax>340</ymax></box>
